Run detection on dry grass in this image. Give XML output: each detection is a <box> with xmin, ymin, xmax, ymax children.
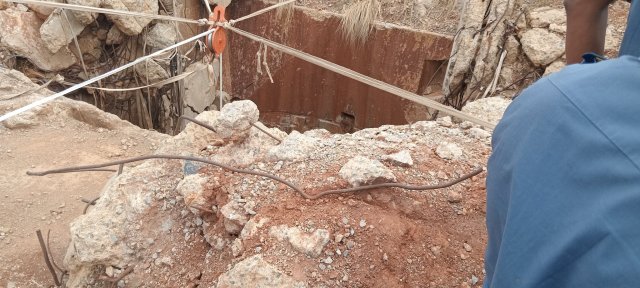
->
<box><xmin>276</xmin><ymin>0</ymin><xmax>295</xmax><ymax>38</ymax></box>
<box><xmin>339</xmin><ymin>0</ymin><xmax>381</xmax><ymax>46</ymax></box>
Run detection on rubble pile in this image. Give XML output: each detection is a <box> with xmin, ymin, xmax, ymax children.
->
<box><xmin>60</xmin><ymin>96</ymin><xmax>508</xmax><ymax>287</ymax></box>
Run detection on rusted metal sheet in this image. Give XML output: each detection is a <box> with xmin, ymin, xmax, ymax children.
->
<box><xmin>227</xmin><ymin>1</ymin><xmax>453</xmax><ymax>132</ymax></box>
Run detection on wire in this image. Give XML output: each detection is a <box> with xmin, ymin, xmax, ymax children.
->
<box><xmin>5</xmin><ymin>0</ymin><xmax>211</xmax><ymax>25</ymax></box>
<box><xmin>26</xmin><ymin>155</ymin><xmax>482</xmax><ymax>200</ymax></box>
<box><xmin>0</xmin><ymin>29</ymin><xmax>214</xmax><ymax>122</ymax></box>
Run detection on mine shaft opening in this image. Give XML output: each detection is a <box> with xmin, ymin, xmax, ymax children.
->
<box><xmin>225</xmin><ymin>1</ymin><xmax>453</xmax><ymax>133</ymax></box>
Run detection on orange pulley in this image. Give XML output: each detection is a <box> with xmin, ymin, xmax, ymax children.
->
<box><xmin>205</xmin><ymin>5</ymin><xmax>228</xmax><ymax>57</ymax></box>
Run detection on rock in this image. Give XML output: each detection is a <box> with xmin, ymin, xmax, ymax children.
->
<box><xmin>436</xmin><ymin>116</ymin><xmax>453</xmax><ymax>127</ymax></box>
<box><xmin>106</xmin><ymin>26</ymin><xmax>125</xmax><ymax>45</ymax></box>
<box><xmin>383</xmin><ymin>150</ymin><xmax>413</xmax><ymax>167</ymax></box>
<box><xmin>240</xmin><ymin>217</ymin><xmax>269</xmax><ymax>240</ymax></box>
<box><xmin>468</xmin><ymin>127</ymin><xmax>491</xmax><ymax>139</ymax></box>
<box><xmin>430</xmin><ymin>245</ymin><xmax>441</xmax><ymax>256</ymax></box>
<box><xmin>359</xmin><ymin>219</ymin><xmax>366</xmax><ymax>228</ymax></box>
<box><xmin>268</xmin><ymin>131</ymin><xmax>319</xmax><ymax>161</ymax></box>
<box><xmin>216</xmin><ymin>255</ymin><xmax>307</xmax><ymax>288</ymax></box>
<box><xmin>463</xmin><ymin>243</ymin><xmax>472</xmax><ymax>252</ymax></box>
<box><xmin>346</xmin><ymin>240</ymin><xmax>356</xmax><ymax>250</ymax></box>
<box><xmin>339</xmin><ymin>156</ymin><xmax>396</xmax><ymax>187</ymax></box>
<box><xmin>182</xmin><ymin>62</ymin><xmax>213</xmax><ymax>117</ymax></box>
<box><xmin>435</xmin><ymin>142</ymin><xmax>463</xmax><ymax>160</ymax></box>
<box><xmin>71</xmin><ymin>31</ymin><xmax>102</xmax><ymax>63</ymax></box>
<box><xmin>231</xmin><ymin>238</ymin><xmax>243</xmax><ymax>257</ymax></box>
<box><xmin>462</xmin><ymin>97</ymin><xmax>511</xmax><ymax>125</ymax></box>
<box><xmin>520</xmin><ymin>28</ymin><xmax>564</xmax><ymax>66</ymax></box>
<box><xmin>40</xmin><ymin>9</ymin><xmax>87</xmax><ymax>54</ymax></box>
<box><xmin>447</xmin><ymin>190</ymin><xmax>463</xmax><ymax>203</ymax></box>
<box><xmin>25</xmin><ymin>0</ymin><xmax>62</xmax><ymax>17</ymax></box>
<box><xmin>0</xmin><ymin>9</ymin><xmax>76</xmax><ymax>71</ymax></box>
<box><xmin>544</xmin><ymin>60</ymin><xmax>565</xmax><ymax>76</ymax></box>
<box><xmin>0</xmin><ymin>0</ymin><xmax>12</xmax><ymax>10</ymax></box>
<box><xmin>175</xmin><ymin>174</ymin><xmax>209</xmax><ymax>209</ymax></box>
<box><xmin>220</xmin><ymin>201</ymin><xmax>249</xmax><ymax>235</ymax></box>
<box><xmin>65</xmin><ymin>0</ymin><xmax>100</xmax><ymax>25</ymax></box>
<box><xmin>549</xmin><ymin>23</ymin><xmax>566</xmax><ymax>34</ymax></box>
<box><xmin>2</xmin><ymin>111</ymin><xmax>38</xmax><ymax>129</ymax></box>
<box><xmin>270</xmin><ymin>225</ymin><xmax>330</xmax><ymax>258</ymax></box>
<box><xmin>214</xmin><ymin>100</ymin><xmax>259</xmax><ymax>142</ymax></box>
<box><xmin>134</xmin><ymin>59</ymin><xmax>168</xmax><ymax>84</ymax></box>
<box><xmin>286</xmin><ymin>227</ymin><xmax>330</xmax><ymax>257</ymax></box>
<box><xmin>102</xmin><ymin>0</ymin><xmax>158</xmax><ymax>36</ymax></box>
<box><xmin>144</xmin><ymin>22</ymin><xmax>176</xmax><ymax>49</ymax></box>
<box><xmin>528</xmin><ymin>7</ymin><xmax>565</xmax><ymax>28</ymax></box>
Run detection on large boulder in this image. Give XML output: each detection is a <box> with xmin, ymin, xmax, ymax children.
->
<box><xmin>0</xmin><ymin>8</ymin><xmax>76</xmax><ymax>71</ymax></box>
<box><xmin>40</xmin><ymin>9</ymin><xmax>87</xmax><ymax>53</ymax></box>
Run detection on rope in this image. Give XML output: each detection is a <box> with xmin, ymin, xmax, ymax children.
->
<box><xmin>0</xmin><ymin>29</ymin><xmax>214</xmax><ymax>122</ymax></box>
<box><xmin>224</xmin><ymin>25</ymin><xmax>496</xmax><ymax>129</ymax></box>
<box><xmin>5</xmin><ymin>0</ymin><xmax>212</xmax><ymax>25</ymax></box>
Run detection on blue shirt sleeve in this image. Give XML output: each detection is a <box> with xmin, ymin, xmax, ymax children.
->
<box><xmin>484</xmin><ymin>56</ymin><xmax>640</xmax><ymax>288</ymax></box>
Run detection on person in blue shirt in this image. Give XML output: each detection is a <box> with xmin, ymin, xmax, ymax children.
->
<box><xmin>483</xmin><ymin>1</ymin><xmax>640</xmax><ymax>287</ymax></box>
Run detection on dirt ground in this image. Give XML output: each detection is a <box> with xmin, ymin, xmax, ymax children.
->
<box><xmin>0</xmin><ymin>107</ymin><xmax>165</xmax><ymax>287</ymax></box>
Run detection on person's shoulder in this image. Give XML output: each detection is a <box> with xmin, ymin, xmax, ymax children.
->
<box><xmin>502</xmin><ymin>56</ymin><xmax>640</xmax><ymax>124</ymax></box>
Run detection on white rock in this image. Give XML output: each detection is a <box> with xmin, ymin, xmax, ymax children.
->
<box><xmin>144</xmin><ymin>22</ymin><xmax>177</xmax><ymax>49</ymax></box>
<box><xmin>268</xmin><ymin>131</ymin><xmax>319</xmax><ymax>161</ymax></box>
<box><xmin>462</xmin><ymin>97</ymin><xmax>511</xmax><ymax>125</ymax></box>
<box><xmin>0</xmin><ymin>8</ymin><xmax>76</xmax><ymax>71</ymax></box>
<box><xmin>520</xmin><ymin>28</ymin><xmax>565</xmax><ymax>66</ymax></box>
<box><xmin>231</xmin><ymin>238</ymin><xmax>243</xmax><ymax>257</ymax></box>
<box><xmin>468</xmin><ymin>127</ymin><xmax>491</xmax><ymax>139</ymax></box>
<box><xmin>175</xmin><ymin>174</ymin><xmax>209</xmax><ymax>208</ymax></box>
<box><xmin>214</xmin><ymin>100</ymin><xmax>259</xmax><ymax>142</ymax></box>
<box><xmin>436</xmin><ymin>116</ymin><xmax>453</xmax><ymax>128</ymax></box>
<box><xmin>220</xmin><ymin>201</ymin><xmax>249</xmax><ymax>235</ymax></box>
<box><xmin>544</xmin><ymin>60</ymin><xmax>566</xmax><ymax>76</ymax></box>
<box><xmin>240</xmin><ymin>217</ymin><xmax>269</xmax><ymax>240</ymax></box>
<box><xmin>528</xmin><ymin>7</ymin><xmax>565</xmax><ymax>28</ymax></box>
<box><xmin>102</xmin><ymin>0</ymin><xmax>158</xmax><ymax>36</ymax></box>
<box><xmin>39</xmin><ymin>9</ymin><xmax>87</xmax><ymax>53</ymax></box>
<box><xmin>339</xmin><ymin>156</ymin><xmax>396</xmax><ymax>187</ymax></box>
<box><xmin>435</xmin><ymin>142</ymin><xmax>463</xmax><ymax>160</ymax></box>
<box><xmin>384</xmin><ymin>150</ymin><xmax>414</xmax><ymax>167</ymax></box>
<box><xmin>286</xmin><ymin>227</ymin><xmax>330</xmax><ymax>258</ymax></box>
<box><xmin>216</xmin><ymin>255</ymin><xmax>307</xmax><ymax>288</ymax></box>
<box><xmin>269</xmin><ymin>225</ymin><xmax>330</xmax><ymax>258</ymax></box>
